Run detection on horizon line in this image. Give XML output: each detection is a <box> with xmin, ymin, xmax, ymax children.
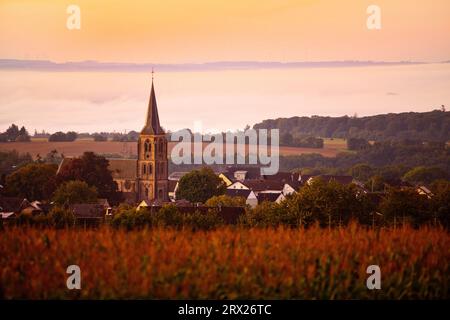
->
<box><xmin>1</xmin><ymin>58</ymin><xmax>446</xmax><ymax>73</ymax></box>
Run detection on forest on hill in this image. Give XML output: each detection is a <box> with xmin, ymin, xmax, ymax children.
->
<box><xmin>253</xmin><ymin>109</ymin><xmax>449</xmax><ymax>141</ymax></box>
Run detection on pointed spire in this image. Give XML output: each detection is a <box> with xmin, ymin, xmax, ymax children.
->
<box><xmin>141</xmin><ymin>72</ymin><xmax>164</xmax><ymax>135</ymax></box>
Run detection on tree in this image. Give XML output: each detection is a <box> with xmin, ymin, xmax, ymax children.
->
<box><xmin>294</xmin><ymin>136</ymin><xmax>324</xmax><ymax>148</ymax></box>
<box><xmin>205</xmin><ymin>194</ymin><xmax>246</xmax><ymax>207</ymax></box>
<box><xmin>48</xmin><ymin>131</ymin><xmax>78</xmax><ymax>142</ymax></box>
<box><xmin>5</xmin><ymin>163</ymin><xmax>57</xmax><ymax>200</ymax></box>
<box><xmin>240</xmin><ymin>201</ymin><xmax>284</xmax><ymax>227</ymax></box>
<box><xmin>347</xmin><ymin>138</ymin><xmax>370</xmax><ymax>150</ymax></box>
<box><xmin>56</xmin><ymin>152</ymin><xmax>120</xmax><ymax>204</ymax></box>
<box><xmin>93</xmin><ymin>134</ymin><xmax>107</xmax><ymax>142</ymax></box>
<box><xmin>66</xmin><ymin>131</ymin><xmax>78</xmax><ymax>141</ymax></box>
<box><xmin>0</xmin><ymin>133</ymin><xmax>8</xmax><ymax>142</ymax></box>
<box><xmin>14</xmin><ymin>126</ymin><xmax>31</xmax><ymax>142</ymax></box>
<box><xmin>5</xmin><ymin>124</ymin><xmax>19</xmax><ymax>141</ymax></box>
<box><xmin>0</xmin><ymin>150</ymin><xmax>33</xmax><ymax>185</ymax></box>
<box><xmin>429</xmin><ymin>180</ymin><xmax>450</xmax><ymax>227</ymax></box>
<box><xmin>349</xmin><ymin>163</ymin><xmax>373</xmax><ymax>182</ymax></box>
<box><xmin>48</xmin><ymin>206</ymin><xmax>76</xmax><ymax>228</ymax></box>
<box><xmin>285</xmin><ymin>178</ymin><xmax>368</xmax><ymax>228</ymax></box>
<box><xmin>379</xmin><ymin>188</ymin><xmax>430</xmax><ymax>227</ymax></box>
<box><xmin>48</xmin><ymin>132</ymin><xmax>67</xmax><ymax>142</ymax></box>
<box><xmin>44</xmin><ymin>149</ymin><xmax>63</xmax><ymax>164</ymax></box>
<box><xmin>403</xmin><ymin>166</ymin><xmax>448</xmax><ymax>186</ymax></box>
<box><xmin>176</xmin><ymin>167</ymin><xmax>226</xmax><ymax>203</ymax></box>
<box><xmin>53</xmin><ymin>180</ymin><xmax>98</xmax><ymax>205</ymax></box>
<box><xmin>365</xmin><ymin>175</ymin><xmax>386</xmax><ymax>192</ymax></box>
<box><xmin>281</xmin><ymin>132</ymin><xmax>293</xmax><ymax>146</ymax></box>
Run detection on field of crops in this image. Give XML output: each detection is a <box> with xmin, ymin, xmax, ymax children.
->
<box><xmin>0</xmin><ymin>139</ymin><xmax>345</xmax><ymax>159</ymax></box>
<box><xmin>0</xmin><ymin>225</ymin><xmax>448</xmax><ymax>299</ymax></box>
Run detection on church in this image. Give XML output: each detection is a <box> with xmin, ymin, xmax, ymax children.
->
<box><xmin>110</xmin><ymin>78</ymin><xmax>169</xmax><ymax>203</ymax></box>
<box><xmin>58</xmin><ymin>78</ymin><xmax>169</xmax><ymax>204</ymax></box>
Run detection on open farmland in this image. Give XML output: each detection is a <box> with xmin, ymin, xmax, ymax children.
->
<box><xmin>0</xmin><ymin>225</ymin><xmax>448</xmax><ymax>299</ymax></box>
<box><xmin>0</xmin><ymin>138</ymin><xmax>346</xmax><ymax>159</ymax></box>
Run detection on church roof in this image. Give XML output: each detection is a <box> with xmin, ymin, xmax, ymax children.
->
<box><xmin>108</xmin><ymin>159</ymin><xmax>137</xmax><ymax>180</ymax></box>
<box><xmin>58</xmin><ymin>157</ymin><xmax>137</xmax><ymax>180</ymax></box>
<box><xmin>141</xmin><ymin>80</ymin><xmax>164</xmax><ymax>135</ymax></box>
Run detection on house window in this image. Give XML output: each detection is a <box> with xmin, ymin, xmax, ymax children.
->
<box><xmin>143</xmin><ymin>164</ymin><xmax>147</xmax><ymax>174</ymax></box>
<box><xmin>149</xmin><ymin>163</ymin><xmax>152</xmax><ymax>174</ymax></box>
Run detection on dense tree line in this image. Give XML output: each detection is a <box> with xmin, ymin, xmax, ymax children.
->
<box><xmin>280</xmin><ymin>133</ymin><xmax>324</xmax><ymax>148</ymax></box>
<box><xmin>254</xmin><ymin>110</ymin><xmax>450</xmax><ymax>141</ymax></box>
<box><xmin>347</xmin><ymin>137</ymin><xmax>370</xmax><ymax>150</ymax></box>
<box><xmin>0</xmin><ymin>150</ymin><xmax>33</xmax><ymax>185</ymax></box>
<box><xmin>48</xmin><ymin>131</ymin><xmax>78</xmax><ymax>142</ymax></box>
<box><xmin>241</xmin><ymin>179</ymin><xmax>449</xmax><ymax>229</ymax></box>
<box><xmin>93</xmin><ymin>133</ymin><xmax>108</xmax><ymax>142</ymax></box>
<box><xmin>279</xmin><ymin>140</ymin><xmax>449</xmax><ymax>174</ymax></box>
<box><xmin>1</xmin><ymin>151</ymin><xmax>120</xmax><ymax>205</ymax></box>
<box><xmin>0</xmin><ymin>124</ymin><xmax>30</xmax><ymax>142</ymax></box>
<box><xmin>110</xmin><ymin>204</ymin><xmax>224</xmax><ymax>231</ymax></box>
<box><xmin>111</xmin><ymin>131</ymin><xmax>139</xmax><ymax>142</ymax></box>
<box><xmin>55</xmin><ymin>152</ymin><xmax>121</xmax><ymax>204</ymax></box>
<box><xmin>12</xmin><ymin>178</ymin><xmax>448</xmax><ymax>230</ymax></box>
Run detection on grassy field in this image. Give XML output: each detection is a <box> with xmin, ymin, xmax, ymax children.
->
<box><xmin>0</xmin><ymin>225</ymin><xmax>448</xmax><ymax>299</ymax></box>
<box><xmin>0</xmin><ymin>138</ymin><xmax>347</xmax><ymax>159</ymax></box>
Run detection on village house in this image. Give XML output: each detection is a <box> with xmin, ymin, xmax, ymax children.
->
<box><xmin>69</xmin><ymin>202</ymin><xmax>110</xmax><ymax>226</ymax></box>
<box><xmin>0</xmin><ymin>196</ymin><xmax>51</xmax><ymax>220</ymax></box>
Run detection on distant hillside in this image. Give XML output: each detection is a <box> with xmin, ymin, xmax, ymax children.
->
<box><xmin>253</xmin><ymin>110</ymin><xmax>450</xmax><ymax>141</ymax></box>
<box><xmin>0</xmin><ymin>59</ymin><xmax>423</xmax><ymax>72</ymax></box>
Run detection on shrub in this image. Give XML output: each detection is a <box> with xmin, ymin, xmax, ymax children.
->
<box><xmin>205</xmin><ymin>195</ymin><xmax>246</xmax><ymax>207</ymax></box>
<box><xmin>182</xmin><ymin>209</ymin><xmax>224</xmax><ymax>231</ymax></box>
<box><xmin>111</xmin><ymin>207</ymin><xmax>138</xmax><ymax>230</ymax></box>
<box><xmin>111</xmin><ymin>204</ymin><xmax>223</xmax><ymax>231</ymax></box>
<box><xmin>379</xmin><ymin>188</ymin><xmax>431</xmax><ymax>227</ymax></box>
<box><xmin>48</xmin><ymin>206</ymin><xmax>75</xmax><ymax>229</ymax></box>
<box><xmin>53</xmin><ymin>180</ymin><xmax>98</xmax><ymax>206</ymax></box>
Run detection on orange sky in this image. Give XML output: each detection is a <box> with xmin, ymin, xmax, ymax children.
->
<box><xmin>1</xmin><ymin>0</ymin><xmax>449</xmax><ymax>63</ymax></box>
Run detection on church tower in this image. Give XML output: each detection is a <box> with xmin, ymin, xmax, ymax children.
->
<box><xmin>137</xmin><ymin>75</ymin><xmax>169</xmax><ymax>202</ymax></box>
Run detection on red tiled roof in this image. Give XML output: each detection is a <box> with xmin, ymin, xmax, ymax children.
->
<box><xmin>263</xmin><ymin>172</ymin><xmax>300</xmax><ymax>182</ymax></box>
<box><xmin>108</xmin><ymin>159</ymin><xmax>137</xmax><ymax>179</ymax></box>
<box><xmin>0</xmin><ymin>196</ymin><xmax>27</xmax><ymax>213</ymax></box>
<box><xmin>226</xmin><ymin>189</ymin><xmax>252</xmax><ymax>198</ymax></box>
<box><xmin>257</xmin><ymin>192</ymin><xmax>282</xmax><ymax>203</ymax></box>
<box><xmin>242</xmin><ymin>179</ymin><xmax>284</xmax><ymax>191</ymax></box>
